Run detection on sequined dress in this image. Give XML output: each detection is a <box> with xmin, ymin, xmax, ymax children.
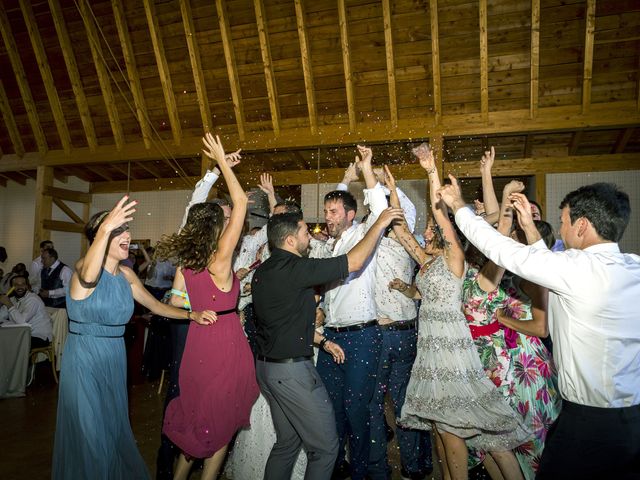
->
<box><xmin>399</xmin><ymin>255</ymin><xmax>531</xmax><ymax>451</ymax></box>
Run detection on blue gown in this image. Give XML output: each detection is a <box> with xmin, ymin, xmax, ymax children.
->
<box><xmin>52</xmin><ymin>269</ymin><xmax>149</xmax><ymax>479</ymax></box>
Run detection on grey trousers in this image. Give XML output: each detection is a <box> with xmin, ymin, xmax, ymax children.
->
<box><xmin>256</xmin><ymin>359</ymin><xmax>339</xmax><ymax>480</ymax></box>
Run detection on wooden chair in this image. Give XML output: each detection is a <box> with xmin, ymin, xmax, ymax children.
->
<box><xmin>29</xmin><ymin>343</ymin><xmax>58</xmax><ymax>385</ymax></box>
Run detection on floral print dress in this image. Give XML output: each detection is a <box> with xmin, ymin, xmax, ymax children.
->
<box><xmin>462</xmin><ymin>266</ymin><xmax>562</xmax><ymax>479</ymax></box>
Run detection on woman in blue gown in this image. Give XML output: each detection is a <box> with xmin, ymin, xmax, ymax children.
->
<box><xmin>52</xmin><ymin>196</ymin><xmax>217</xmax><ymax>479</ymax></box>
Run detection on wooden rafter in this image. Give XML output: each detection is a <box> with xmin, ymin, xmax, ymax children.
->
<box><xmin>569</xmin><ymin>131</ymin><xmax>583</xmax><ymax>155</ymax></box>
<box><xmin>382</xmin><ymin>0</ymin><xmax>397</xmax><ymax>128</ymax></box>
<box><xmin>479</xmin><ymin>0</ymin><xmax>489</xmax><ymax>122</ymax></box>
<box><xmin>112</xmin><ymin>0</ymin><xmax>152</xmax><ymax>149</ymax></box>
<box><xmin>53</xmin><ymin>198</ymin><xmax>83</xmax><ymax>224</ymax></box>
<box><xmin>294</xmin><ymin>0</ymin><xmax>317</xmax><ymax>134</ymax></box>
<box><xmin>179</xmin><ymin>0</ymin><xmax>213</xmax><ymax>133</ymax></box>
<box><xmin>254</xmin><ymin>0</ymin><xmax>280</xmax><ymax>135</ymax></box>
<box><xmin>337</xmin><ymin>0</ymin><xmax>356</xmax><ymax>131</ymax></box>
<box><xmin>216</xmin><ymin>0</ymin><xmax>246</xmax><ymax>140</ymax></box>
<box><xmin>429</xmin><ymin>0</ymin><xmax>442</xmax><ymax>124</ymax></box>
<box><xmin>1</xmin><ymin>171</ymin><xmax>27</xmax><ymax>185</ymax></box>
<box><xmin>530</xmin><ymin>0</ymin><xmax>540</xmax><ymax>119</ymax></box>
<box><xmin>0</xmin><ymin>176</ymin><xmax>6</xmax><ymax>187</ymax></box>
<box><xmin>613</xmin><ymin>128</ymin><xmax>634</xmax><ymax>153</ymax></box>
<box><xmin>524</xmin><ymin>134</ymin><xmax>533</xmax><ymax>158</ymax></box>
<box><xmin>86</xmin><ymin>165</ymin><xmax>114</xmax><ymax>181</ymax></box>
<box><xmin>0</xmin><ymin>79</ymin><xmax>25</xmax><ymax>157</ymax></box>
<box><xmin>582</xmin><ymin>0</ymin><xmax>596</xmax><ymax>114</ymax></box>
<box><xmin>48</xmin><ymin>0</ymin><xmax>97</xmax><ymax>152</ymax></box>
<box><xmin>78</xmin><ymin>0</ymin><xmax>124</xmax><ymax>150</ymax></box>
<box><xmin>0</xmin><ymin>5</ymin><xmax>48</xmax><ymax>153</ymax></box>
<box><xmin>2</xmin><ymin>100</ymin><xmax>639</xmax><ymax>173</ymax></box>
<box><xmin>19</xmin><ymin>0</ymin><xmax>71</xmax><ymax>154</ymax></box>
<box><xmin>136</xmin><ymin>161</ymin><xmax>163</xmax><ymax>178</ymax></box>
<box><xmin>43</xmin><ymin>185</ymin><xmax>92</xmax><ymax>203</ymax></box>
<box><xmin>143</xmin><ymin>0</ymin><xmax>182</xmax><ymax>146</ymax></box>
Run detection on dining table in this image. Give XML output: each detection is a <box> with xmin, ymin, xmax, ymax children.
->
<box><xmin>0</xmin><ymin>324</ymin><xmax>31</xmax><ymax>398</ymax></box>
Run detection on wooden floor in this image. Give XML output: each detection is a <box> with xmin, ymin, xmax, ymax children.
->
<box><xmin>1</xmin><ymin>363</ymin><xmax>491</xmax><ymax>480</ymax></box>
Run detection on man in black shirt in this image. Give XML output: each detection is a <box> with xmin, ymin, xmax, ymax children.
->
<box><xmin>252</xmin><ymin>208</ymin><xmax>403</xmax><ymax>480</ymax></box>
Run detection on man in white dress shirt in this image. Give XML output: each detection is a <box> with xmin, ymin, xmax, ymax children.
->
<box><xmin>29</xmin><ymin>240</ymin><xmax>53</xmax><ymax>293</ymax></box>
<box><xmin>438</xmin><ymin>180</ymin><xmax>640</xmax><ymax>479</ymax></box>
<box><xmin>314</xmin><ymin>146</ymin><xmax>388</xmax><ymax>480</ymax></box>
<box><xmin>38</xmin><ymin>248</ymin><xmax>72</xmax><ymax>309</ymax></box>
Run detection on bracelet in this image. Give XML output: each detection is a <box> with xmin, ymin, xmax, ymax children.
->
<box><xmin>319</xmin><ymin>337</ymin><xmax>329</xmax><ymax>350</ymax></box>
<box><xmin>187</xmin><ymin>310</ymin><xmax>192</xmax><ymax>321</ymax></box>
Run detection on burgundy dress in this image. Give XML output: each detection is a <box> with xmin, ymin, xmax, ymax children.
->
<box><xmin>163</xmin><ymin>269</ymin><xmax>259</xmax><ymax>459</ymax></box>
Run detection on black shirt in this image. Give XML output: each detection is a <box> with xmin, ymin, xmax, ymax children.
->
<box><xmin>252</xmin><ymin>248</ymin><xmax>349</xmax><ymax>359</ymax></box>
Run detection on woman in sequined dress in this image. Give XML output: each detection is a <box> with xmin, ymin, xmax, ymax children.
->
<box><xmin>384</xmin><ymin>148</ymin><xmax>529</xmax><ymax>480</ymax></box>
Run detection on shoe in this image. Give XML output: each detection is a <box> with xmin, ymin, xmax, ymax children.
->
<box><xmin>400</xmin><ymin>467</ymin><xmax>427</xmax><ymax>480</ymax></box>
<box><xmin>332</xmin><ymin>460</ymin><xmax>351</xmax><ymax>480</ymax></box>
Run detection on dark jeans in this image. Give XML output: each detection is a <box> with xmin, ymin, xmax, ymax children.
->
<box><xmin>156</xmin><ymin>321</ymin><xmax>190</xmax><ymax>480</ymax></box>
<box><xmin>317</xmin><ymin>325</ymin><xmax>382</xmax><ymax>480</ymax></box>
<box><xmin>369</xmin><ymin>326</ymin><xmax>431</xmax><ymax>479</ymax></box>
<box><xmin>537</xmin><ymin>400</ymin><xmax>640</xmax><ymax>479</ymax></box>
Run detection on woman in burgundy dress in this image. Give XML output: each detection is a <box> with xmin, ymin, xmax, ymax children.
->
<box><xmin>155</xmin><ymin>134</ymin><xmax>259</xmax><ymax>480</ymax></box>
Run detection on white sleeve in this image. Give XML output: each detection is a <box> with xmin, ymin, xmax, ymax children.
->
<box><xmin>336</xmin><ymin>183</ymin><xmax>348</xmax><ymax>191</ymax></box>
<box><xmin>8</xmin><ymin>296</ymin><xmax>42</xmax><ymax>325</ymax></box>
<box><xmin>179</xmin><ymin>170</ymin><xmax>220</xmax><ymax>231</ymax></box>
<box><xmin>396</xmin><ymin>187</ymin><xmax>416</xmax><ymax>233</ymax></box>
<box><xmin>49</xmin><ymin>266</ymin><xmax>72</xmax><ymax>299</ymax></box>
<box><xmin>29</xmin><ymin>260</ymin><xmax>41</xmax><ymax>292</ymax></box>
<box><xmin>363</xmin><ymin>183</ymin><xmax>388</xmax><ymax>230</ymax></box>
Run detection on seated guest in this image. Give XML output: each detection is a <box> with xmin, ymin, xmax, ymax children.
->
<box><xmin>39</xmin><ymin>248</ymin><xmax>72</xmax><ymax>309</ymax></box>
<box><xmin>0</xmin><ymin>274</ymin><xmax>53</xmax><ymax>348</ymax></box>
<box><xmin>30</xmin><ymin>240</ymin><xmax>54</xmax><ymax>293</ymax></box>
<box><xmin>0</xmin><ymin>262</ymin><xmax>28</xmax><ymax>294</ymax></box>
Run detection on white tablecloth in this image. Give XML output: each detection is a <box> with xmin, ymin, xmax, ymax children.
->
<box><xmin>0</xmin><ymin>324</ymin><xmax>30</xmax><ymax>398</ymax></box>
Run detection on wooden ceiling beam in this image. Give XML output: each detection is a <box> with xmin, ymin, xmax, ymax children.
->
<box><xmin>429</xmin><ymin>0</ymin><xmax>442</xmax><ymax>124</ymax></box>
<box><xmin>48</xmin><ymin>0</ymin><xmax>97</xmax><ymax>152</ymax></box>
<box><xmin>0</xmin><ymin>5</ymin><xmax>48</xmax><ymax>154</ymax></box>
<box><xmin>143</xmin><ymin>0</ymin><xmax>182</xmax><ymax>146</ymax></box>
<box><xmin>136</xmin><ymin>161</ymin><xmax>163</xmax><ymax>178</ymax></box>
<box><xmin>19</xmin><ymin>0</ymin><xmax>72</xmax><ymax>154</ymax></box>
<box><xmin>0</xmin><ymin>79</ymin><xmax>25</xmax><ymax>157</ymax></box>
<box><xmin>53</xmin><ymin>198</ymin><xmax>83</xmax><ymax>224</ymax></box>
<box><xmin>112</xmin><ymin>0</ymin><xmax>152</xmax><ymax>149</ymax></box>
<box><xmin>89</xmin><ymin>153</ymin><xmax>640</xmax><ymax>194</ymax></box>
<box><xmin>78</xmin><ymin>0</ymin><xmax>124</xmax><ymax>150</ymax></box>
<box><xmin>613</xmin><ymin>127</ymin><xmax>634</xmax><ymax>153</ymax></box>
<box><xmin>568</xmin><ymin>131</ymin><xmax>583</xmax><ymax>155</ymax></box>
<box><xmin>0</xmin><ymin>175</ymin><xmax>6</xmax><ymax>187</ymax></box>
<box><xmin>337</xmin><ymin>0</ymin><xmax>356</xmax><ymax>132</ymax></box>
<box><xmin>216</xmin><ymin>0</ymin><xmax>245</xmax><ymax>140</ymax></box>
<box><xmin>180</xmin><ymin>0</ymin><xmax>213</xmax><ymax>134</ymax></box>
<box><xmin>1</xmin><ymin>171</ymin><xmax>27</xmax><ymax>185</ymax></box>
<box><xmin>530</xmin><ymin>0</ymin><xmax>540</xmax><ymax>119</ymax></box>
<box><xmin>294</xmin><ymin>0</ymin><xmax>317</xmax><ymax>135</ymax></box>
<box><xmin>254</xmin><ymin>0</ymin><xmax>280</xmax><ymax>135</ymax></box>
<box><xmin>43</xmin><ymin>185</ymin><xmax>92</xmax><ymax>203</ymax></box>
<box><xmin>2</xmin><ymin>101</ymin><xmax>639</xmax><ymax>172</ymax></box>
<box><xmin>382</xmin><ymin>0</ymin><xmax>397</xmax><ymax>128</ymax></box>
<box><xmin>524</xmin><ymin>134</ymin><xmax>533</xmax><ymax>158</ymax></box>
<box><xmin>86</xmin><ymin>166</ymin><xmax>114</xmax><ymax>182</ymax></box>
<box><xmin>582</xmin><ymin>0</ymin><xmax>596</xmax><ymax>114</ymax></box>
<box><xmin>479</xmin><ymin>0</ymin><xmax>489</xmax><ymax>122</ymax></box>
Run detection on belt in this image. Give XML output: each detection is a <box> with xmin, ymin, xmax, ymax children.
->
<box><xmin>468</xmin><ymin>321</ymin><xmax>501</xmax><ymax>339</ymax></box>
<box><xmin>378</xmin><ymin>319</ymin><xmax>417</xmax><ymax>331</ymax></box>
<box><xmin>256</xmin><ymin>354</ymin><xmax>313</xmax><ymax>364</ymax></box>
<box><xmin>324</xmin><ymin>320</ymin><xmax>377</xmax><ymax>333</ymax></box>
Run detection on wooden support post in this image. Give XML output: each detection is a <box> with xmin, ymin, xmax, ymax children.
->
<box><xmin>535</xmin><ymin>173</ymin><xmax>546</xmax><ymax>218</ymax></box>
<box><xmin>34</xmin><ymin>166</ymin><xmax>54</xmax><ymax>259</ymax></box>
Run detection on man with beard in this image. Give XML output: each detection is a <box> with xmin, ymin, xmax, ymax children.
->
<box><xmin>252</xmin><ymin>207</ymin><xmax>403</xmax><ymax>480</ymax></box>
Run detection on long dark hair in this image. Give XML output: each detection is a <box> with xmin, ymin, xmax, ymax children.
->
<box><xmin>155</xmin><ymin>202</ymin><xmax>224</xmax><ymax>272</ymax></box>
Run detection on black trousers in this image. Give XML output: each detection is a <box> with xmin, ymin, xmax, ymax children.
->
<box><xmin>537</xmin><ymin>400</ymin><xmax>640</xmax><ymax>479</ymax></box>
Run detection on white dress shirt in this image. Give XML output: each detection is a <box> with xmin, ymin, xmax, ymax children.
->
<box><xmin>42</xmin><ymin>260</ymin><xmax>73</xmax><ymax>300</ymax></box>
<box><xmin>455</xmin><ymin>207</ymin><xmax>640</xmax><ymax>408</ymax></box>
<box><xmin>144</xmin><ymin>260</ymin><xmax>176</xmax><ymax>289</ymax></box>
<box><xmin>0</xmin><ymin>292</ymin><xmax>53</xmax><ymax>341</ymax></box>
<box><xmin>179</xmin><ymin>170</ymin><xmax>220</xmax><ymax>231</ymax></box>
<box><xmin>315</xmin><ymin>184</ymin><xmax>388</xmax><ymax>327</ymax></box>
<box><xmin>234</xmin><ymin>225</ymin><xmax>268</xmax><ymax>311</ymax></box>
<box><xmin>29</xmin><ymin>257</ymin><xmax>43</xmax><ymax>292</ymax></box>
<box><xmin>375</xmin><ymin>237</ymin><xmax>417</xmax><ymax>322</ymax></box>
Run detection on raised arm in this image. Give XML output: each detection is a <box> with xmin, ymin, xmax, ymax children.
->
<box><xmin>357</xmin><ymin>145</ymin><xmax>378</xmax><ymax>189</ymax></box>
<box><xmin>510</xmin><ymin>193</ymin><xmax>542</xmax><ymax>245</ymax></box>
<box><xmin>202</xmin><ymin>133</ymin><xmax>247</xmax><ymax>267</ymax></box>
<box><xmin>497</xmin><ymin>280</ymin><xmax>549</xmax><ymax>338</ymax></box>
<box><xmin>70</xmin><ymin>196</ymin><xmax>136</xmax><ymax>300</ymax></box>
<box><xmin>479</xmin><ymin>146</ymin><xmax>499</xmax><ymax>220</ymax></box>
<box><xmin>258</xmin><ymin>173</ymin><xmax>278</xmax><ymax>215</ymax></box>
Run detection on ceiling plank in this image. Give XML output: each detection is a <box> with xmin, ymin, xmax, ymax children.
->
<box><xmin>2</xmin><ymin>101</ymin><xmax>639</xmax><ymax>172</ymax></box>
<box><xmin>568</xmin><ymin>131</ymin><xmax>583</xmax><ymax>155</ymax></box>
<box><xmin>179</xmin><ymin>0</ymin><xmax>213</xmax><ymax>134</ymax></box>
<box><xmin>19</xmin><ymin>0</ymin><xmax>72</xmax><ymax>154</ymax></box>
<box><xmin>582</xmin><ymin>0</ymin><xmax>596</xmax><ymax>114</ymax></box>
<box><xmin>78</xmin><ymin>0</ymin><xmax>125</xmax><ymax>150</ymax></box>
<box><xmin>89</xmin><ymin>153</ymin><xmax>640</xmax><ymax>193</ymax></box>
<box><xmin>479</xmin><ymin>0</ymin><xmax>489</xmax><ymax>122</ymax></box>
<box><xmin>530</xmin><ymin>0</ymin><xmax>540</xmax><ymax>119</ymax></box>
<box><xmin>293</xmin><ymin>0</ymin><xmax>317</xmax><ymax>135</ymax></box>
<box><xmin>337</xmin><ymin>0</ymin><xmax>356</xmax><ymax>132</ymax></box>
<box><xmin>86</xmin><ymin>165</ymin><xmax>114</xmax><ymax>182</ymax></box>
<box><xmin>48</xmin><ymin>0</ymin><xmax>97</xmax><ymax>152</ymax></box>
<box><xmin>112</xmin><ymin>0</ymin><xmax>152</xmax><ymax>149</ymax></box>
<box><xmin>613</xmin><ymin>128</ymin><xmax>634</xmax><ymax>153</ymax></box>
<box><xmin>0</xmin><ymin>79</ymin><xmax>25</xmax><ymax>157</ymax></box>
<box><xmin>143</xmin><ymin>0</ymin><xmax>182</xmax><ymax>146</ymax></box>
<box><xmin>254</xmin><ymin>0</ymin><xmax>281</xmax><ymax>135</ymax></box>
<box><xmin>0</xmin><ymin>4</ymin><xmax>48</xmax><ymax>154</ymax></box>
<box><xmin>524</xmin><ymin>134</ymin><xmax>533</xmax><ymax>158</ymax></box>
<box><xmin>136</xmin><ymin>161</ymin><xmax>163</xmax><ymax>178</ymax></box>
<box><xmin>382</xmin><ymin>0</ymin><xmax>397</xmax><ymax>129</ymax></box>
<box><xmin>215</xmin><ymin>0</ymin><xmax>246</xmax><ymax>140</ymax></box>
<box><xmin>53</xmin><ymin>198</ymin><xmax>83</xmax><ymax>224</ymax></box>
<box><xmin>429</xmin><ymin>0</ymin><xmax>442</xmax><ymax>124</ymax></box>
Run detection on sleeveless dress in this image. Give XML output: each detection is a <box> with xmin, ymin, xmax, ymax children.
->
<box><xmin>52</xmin><ymin>269</ymin><xmax>149</xmax><ymax>480</ymax></box>
<box><xmin>163</xmin><ymin>269</ymin><xmax>259</xmax><ymax>459</ymax></box>
<box><xmin>399</xmin><ymin>256</ymin><xmax>531</xmax><ymax>452</ymax></box>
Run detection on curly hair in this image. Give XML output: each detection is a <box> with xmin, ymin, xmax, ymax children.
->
<box><xmin>154</xmin><ymin>202</ymin><xmax>224</xmax><ymax>272</ymax></box>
